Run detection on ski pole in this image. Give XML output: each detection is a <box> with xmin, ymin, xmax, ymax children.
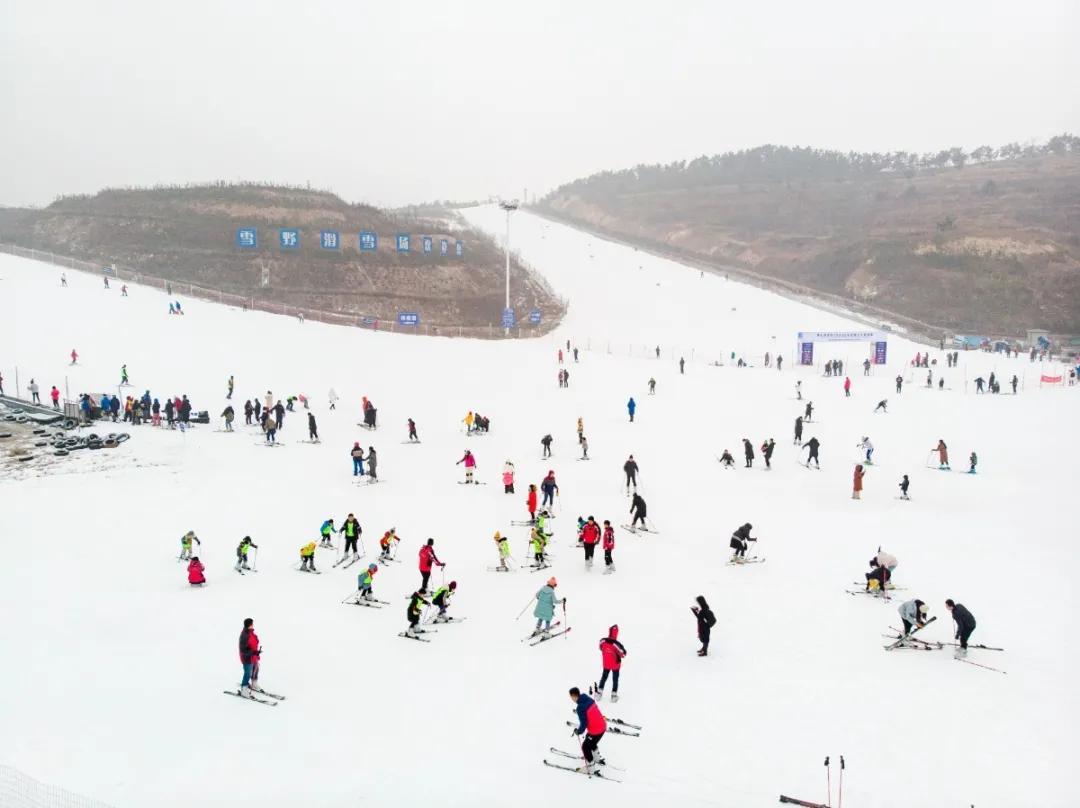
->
<box><xmin>515</xmin><ymin>595</ymin><xmax>535</xmax><ymax>621</ymax></box>
<box><xmin>838</xmin><ymin>756</ymin><xmax>844</xmax><ymax>808</ymax></box>
<box><xmin>824</xmin><ymin>756</ymin><xmax>831</xmax><ymax>807</ymax></box>
<box><xmin>359</xmin><ymin>535</ymin><xmax>366</xmax><ymax>557</ymax></box>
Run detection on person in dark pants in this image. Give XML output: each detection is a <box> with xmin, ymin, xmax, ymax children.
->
<box><xmin>729</xmin><ymin>523</ymin><xmax>757</xmax><ymax>561</ymax></box>
<box><xmin>945</xmin><ymin>599</ymin><xmax>976</xmax><ymax>658</ymax></box>
<box><xmin>623</xmin><ymin>455</ymin><xmax>638</xmax><ymax>491</ymax></box>
<box><xmin>418</xmin><ymin>538</ymin><xmax>444</xmax><ymax>590</ymax></box>
<box><xmin>597</xmin><ymin>625</ymin><xmax>626</xmax><ymax>701</ymax></box>
<box><xmin>898</xmin><ymin>598</ymin><xmax>929</xmax><ymax>636</ymax></box>
<box><xmin>794</xmin><ymin>416</ymin><xmax>803</xmax><ymax>445</ymax></box>
<box><xmin>340</xmin><ymin>513</ymin><xmax>361</xmax><ymax>560</ymax></box>
<box><xmin>407</xmin><ymin>418</ymin><xmax>419</xmax><ymax>441</ymax></box>
<box><xmin>569</xmin><ymin>687</ymin><xmax>607</xmax><ymax>773</ymax></box>
<box><xmin>742</xmin><ymin>438</ymin><xmax>755</xmax><ymax>468</ymax></box>
<box><xmin>238</xmin><ymin>618</ymin><xmax>261</xmax><ymax>697</ymax></box>
<box><xmin>405</xmin><ymin>589</ymin><xmax>430</xmax><ymax>637</ymax></box>
<box><xmin>580</xmin><ymin>516</ymin><xmax>600</xmax><ymax>567</ymax></box>
<box><xmin>761</xmin><ymin>438</ymin><xmax>775</xmax><ymax>469</ymax></box>
<box><xmin>366</xmin><ymin>447</ymin><xmax>377</xmax><ymax>480</ymax></box>
<box><xmin>629</xmin><ymin>493</ymin><xmax>647</xmax><ymax>529</ymax></box>
<box><xmin>692</xmin><ymin>596</ymin><xmax>716</xmax><ymax>656</ymax></box>
<box><xmin>308</xmin><ymin>412</ymin><xmax>318</xmax><ymax>442</ymax></box>
<box><xmin>804</xmin><ymin>437</ymin><xmax>821</xmax><ymax>467</ymax></box>
<box><xmin>541</xmin><ymin>434</ymin><xmax>553</xmax><ymax>458</ymax></box>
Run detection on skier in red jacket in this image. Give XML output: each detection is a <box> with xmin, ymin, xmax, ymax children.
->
<box><xmin>238</xmin><ymin>618</ymin><xmax>261</xmax><ymax>696</ymax></box>
<box><xmin>569</xmin><ymin>687</ymin><xmax>607</xmax><ymax>773</ymax></box>
<box><xmin>602</xmin><ymin>521</ymin><xmax>616</xmax><ymax>574</ymax></box>
<box><xmin>418</xmin><ymin>538</ymin><xmax>445</xmax><ymax>590</ymax></box>
<box><xmin>187</xmin><ymin>557</ymin><xmax>206</xmax><ymax>586</ymax></box>
<box><xmin>580</xmin><ymin>516</ymin><xmax>601</xmax><ymax>568</ymax></box>
<box><xmin>597</xmin><ymin>625</ymin><xmax>626</xmax><ymax>701</ymax></box>
<box><xmin>526</xmin><ymin>485</ymin><xmax>538</xmax><ymax>521</ymax></box>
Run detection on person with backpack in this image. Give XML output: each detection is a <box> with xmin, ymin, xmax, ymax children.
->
<box><xmin>597</xmin><ymin>625</ymin><xmax>627</xmax><ymax>701</ymax></box>
<box><xmin>691</xmin><ymin>596</ymin><xmax>716</xmax><ymax>656</ymax></box>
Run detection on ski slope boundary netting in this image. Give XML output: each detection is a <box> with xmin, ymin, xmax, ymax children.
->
<box><xmin>0</xmin><ymin>766</ymin><xmax>114</xmax><ymax>808</ymax></box>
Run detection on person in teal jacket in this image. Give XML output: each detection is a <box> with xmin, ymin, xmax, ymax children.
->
<box><xmin>357</xmin><ymin>564</ymin><xmax>377</xmax><ymax>600</ymax></box>
<box><xmin>533</xmin><ymin>578</ymin><xmax>563</xmax><ymax>636</ymax></box>
<box><xmin>319</xmin><ymin>518</ymin><xmax>336</xmax><ymax>548</ymax></box>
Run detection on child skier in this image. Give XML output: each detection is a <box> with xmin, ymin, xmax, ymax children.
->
<box><xmin>235</xmin><ymin>536</ymin><xmax>257</xmax><ymax>572</ymax></box>
<box><xmin>406</xmin><ymin>589</ymin><xmax>430</xmax><ymax>637</ymax></box>
<box><xmin>319</xmin><ymin>518</ymin><xmax>336</xmax><ymax>548</ymax></box>
<box><xmin>602</xmin><ymin>520</ymin><xmax>616</xmax><ymax>573</ymax></box>
<box><xmin>431</xmin><ymin>581</ymin><xmax>457</xmax><ymax>622</ymax></box>
<box><xmin>852</xmin><ymin>464</ymin><xmax>865</xmax><ymax>499</ymax></box>
<box><xmin>581</xmin><ymin>516</ymin><xmax>601</xmax><ymax>568</ymax></box>
<box><xmin>503</xmin><ymin>461</ymin><xmax>516</xmax><ymax>493</ymax></box>
<box><xmin>858</xmin><ymin>437</ymin><xmax>874</xmax><ymax>463</ymax></box>
<box><xmin>968</xmin><ymin>451</ymin><xmax>978</xmax><ymax>474</ymax></box>
<box><xmin>532</xmin><ymin>578</ymin><xmax>562</xmax><ymax>637</ymax></box>
<box><xmin>300</xmin><ymin>541</ymin><xmax>318</xmax><ymax>572</ymax></box>
<box><xmin>379</xmin><ymin>528</ymin><xmax>399</xmax><ymax>560</ymax></box>
<box><xmin>187</xmin><ymin>557</ymin><xmax>206</xmax><ymax>586</ymax></box>
<box><xmin>530</xmin><ymin>526</ymin><xmax>550</xmax><ymax>568</ymax></box>
<box><xmin>339</xmin><ymin>514</ymin><xmax>362</xmax><ymax>560</ymax></box>
<box><xmin>898</xmin><ymin>474</ymin><xmax>910</xmax><ymax>500</ymax></box>
<box><xmin>179</xmin><ymin>531</ymin><xmax>201</xmax><ymax>561</ymax></box>
<box><xmin>357</xmin><ymin>564</ymin><xmax>377</xmax><ymax>600</ymax></box>
<box><xmin>526</xmin><ymin>484</ymin><xmax>538</xmax><ymax>522</ymax></box>
<box><xmin>493</xmin><ymin>531</ymin><xmax>512</xmax><ymax>571</ymax></box>
<box><xmin>457</xmin><ymin>449</ymin><xmax>477</xmax><ymax>483</ymax></box>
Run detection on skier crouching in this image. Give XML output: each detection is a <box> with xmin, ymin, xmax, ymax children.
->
<box><xmin>729</xmin><ymin>523</ymin><xmax>756</xmax><ymax>562</ymax></box>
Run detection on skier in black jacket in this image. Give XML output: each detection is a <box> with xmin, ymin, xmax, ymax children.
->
<box><xmin>794</xmin><ymin>416</ymin><xmax>803</xmax><ymax>445</ymax></box>
<box><xmin>945</xmin><ymin>599</ymin><xmax>976</xmax><ymax>657</ymax></box>
<box><xmin>691</xmin><ymin>596</ymin><xmax>716</xmax><ymax>656</ymax></box>
<box><xmin>804</xmin><ymin>437</ymin><xmax>821</xmax><ymax>468</ymax></box>
<box><xmin>729</xmin><ymin>523</ymin><xmax>757</xmax><ymax>561</ymax></box>
<box><xmin>629</xmin><ymin>493</ymin><xmax>647</xmax><ymax>529</ymax></box>
<box><xmin>742</xmin><ymin>438</ymin><xmax>755</xmax><ymax>468</ymax></box>
<box><xmin>623</xmin><ymin>455</ymin><xmax>638</xmax><ymax>491</ymax></box>
<box><xmin>541</xmin><ymin>434</ymin><xmax>553</xmax><ymax>458</ymax></box>
<box><xmin>761</xmin><ymin>438</ymin><xmax>775</xmax><ymax>469</ymax></box>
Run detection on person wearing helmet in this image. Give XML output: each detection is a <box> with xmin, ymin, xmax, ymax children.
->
<box><xmin>340</xmin><ymin>514</ymin><xmax>362</xmax><ymax>559</ymax></box>
<box><xmin>532</xmin><ymin>578</ymin><xmax>563</xmax><ymax>637</ymax></box>
<box><xmin>235</xmin><ymin>536</ymin><xmax>258</xmax><ymax>572</ymax></box>
<box><xmin>406</xmin><ymin>588</ymin><xmax>431</xmax><ymax>637</ymax></box>
<box><xmin>581</xmin><ymin>516</ymin><xmax>601</xmax><ymax>568</ymax></box>
<box><xmin>357</xmin><ymin>564</ymin><xmax>378</xmax><ymax>600</ymax></box>
<box><xmin>729</xmin><ymin>523</ymin><xmax>757</xmax><ymax>562</ymax></box>
<box><xmin>319</xmin><ymin>518</ymin><xmax>336</xmax><ymax>548</ymax></box>
<box><xmin>379</xmin><ymin>528</ymin><xmax>400</xmax><ymax>560</ymax></box>
<box><xmin>432</xmin><ymin>581</ymin><xmax>458</xmax><ymax>622</ymax></box>
<box><xmin>179</xmin><ymin>531</ymin><xmax>200</xmax><ymax>561</ymax></box>
<box><xmin>494</xmin><ymin>531</ymin><xmax>512</xmax><ymax>571</ymax></box>
<box><xmin>898</xmin><ymin>598</ymin><xmax>929</xmax><ymax>636</ymax></box>
<box><xmin>530</xmin><ymin>526</ymin><xmax>551</xmax><ymax>569</ymax></box>
<box><xmin>597</xmin><ymin>625</ymin><xmax>626</xmax><ymax>701</ymax></box>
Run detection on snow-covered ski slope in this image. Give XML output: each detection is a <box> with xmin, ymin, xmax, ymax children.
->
<box><xmin>1</xmin><ymin>205</ymin><xmax>1076</xmax><ymax>808</ymax></box>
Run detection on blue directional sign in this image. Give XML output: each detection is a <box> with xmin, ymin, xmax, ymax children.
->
<box><xmin>501</xmin><ymin>308</ymin><xmax>516</xmax><ymax>328</ymax></box>
<box><xmin>236</xmin><ymin>227</ymin><xmax>257</xmax><ymax>249</ymax></box>
<box><xmin>440</xmin><ymin>239</ymin><xmax>449</xmax><ymax>256</ymax></box>
<box><xmin>529</xmin><ymin>309</ymin><xmax>542</xmax><ymax>324</ymax></box>
<box><xmin>396</xmin><ymin>234</ymin><xmax>411</xmax><ymax>253</ymax></box>
<box><xmin>320</xmin><ymin>230</ymin><xmax>340</xmax><ymax>250</ymax></box>
<box><xmin>359</xmin><ymin>232</ymin><xmax>378</xmax><ymax>251</ymax></box>
<box><xmin>422</xmin><ymin>236</ymin><xmax>433</xmax><ymax>254</ymax></box>
<box><xmin>279</xmin><ymin>229</ymin><xmax>300</xmax><ymax>250</ymax></box>
<box><xmin>398</xmin><ymin>312</ymin><xmax>420</xmax><ymax>326</ymax></box>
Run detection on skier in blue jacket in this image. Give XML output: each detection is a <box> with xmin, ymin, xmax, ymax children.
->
<box><xmin>627</xmin><ymin>397</ymin><xmax>636</xmax><ymax>422</ymax></box>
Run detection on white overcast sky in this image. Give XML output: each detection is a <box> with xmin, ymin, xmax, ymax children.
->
<box><xmin>2</xmin><ymin>0</ymin><xmax>1077</xmax><ymax>208</ymax></box>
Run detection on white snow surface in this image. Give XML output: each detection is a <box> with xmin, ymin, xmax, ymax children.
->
<box><xmin>1</xmin><ymin>205</ymin><xmax>1076</xmax><ymax>807</ymax></box>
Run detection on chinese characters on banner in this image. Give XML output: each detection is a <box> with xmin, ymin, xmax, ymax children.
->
<box><xmin>396</xmin><ymin>234</ymin><xmax>411</xmax><ymax>253</ymax></box>
<box><xmin>359</xmin><ymin>232</ymin><xmax>378</xmax><ymax>251</ymax></box>
<box><xmin>422</xmin><ymin>236</ymin><xmax>433</xmax><ymax>254</ymax></box>
<box><xmin>279</xmin><ymin>229</ymin><xmax>299</xmax><ymax>250</ymax></box>
<box><xmin>398</xmin><ymin>312</ymin><xmax>420</xmax><ymax>326</ymax></box>
<box><xmin>236</xmin><ymin>227</ymin><xmax>257</xmax><ymax>249</ymax></box>
<box><xmin>874</xmin><ymin>341</ymin><xmax>888</xmax><ymax>364</ymax></box>
<box><xmin>800</xmin><ymin>342</ymin><xmax>814</xmax><ymax>365</ymax></box>
<box><xmin>235</xmin><ymin>229</ymin><xmax>462</xmax><ymax>256</ymax></box>
<box><xmin>320</xmin><ymin>231</ymin><xmax>340</xmax><ymax>250</ymax></box>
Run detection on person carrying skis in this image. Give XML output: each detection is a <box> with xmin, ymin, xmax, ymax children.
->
<box><xmin>319</xmin><ymin>518</ymin><xmax>336</xmax><ymax>548</ymax></box>
<box><xmin>692</xmin><ymin>596</ymin><xmax>716</xmax><ymax>656</ymax></box>
<box><xmin>804</xmin><ymin>437</ymin><xmax>821</xmax><ymax>468</ymax></box>
<box><xmin>355</xmin><ymin>563</ymin><xmax>378</xmax><ymax>601</ymax></box>
<box><xmin>597</xmin><ymin>625</ymin><xmax>626</xmax><ymax>701</ymax></box>
<box><xmin>307</xmin><ymin>412</ymin><xmax>318</xmax><ymax>442</ymax></box>
<box><xmin>379</xmin><ymin>528</ymin><xmax>399</xmax><ymax>560</ymax></box>
<box><xmin>405</xmin><ymin>589</ymin><xmax>430</xmax><ymax>637</ymax></box>
<box><xmin>340</xmin><ymin>514</ymin><xmax>362</xmax><ymax>559</ymax></box>
<box><xmin>874</xmin><ymin>399</ymin><xmax>888</xmax><ymax>413</ymax></box>
<box><xmin>601</xmin><ymin>521</ymin><xmax>616</xmax><ymax>573</ymax></box>
<box><xmin>568</xmin><ymin>687</ymin><xmax>607</xmax><ymax>773</ymax></box>
<box><xmin>177</xmin><ymin>531</ymin><xmax>202</xmax><ymax>561</ymax></box>
<box><xmin>493</xmin><ymin>531</ymin><xmax>512</xmax><ymax>570</ymax></box>
<box><xmin>540</xmin><ymin>470</ymin><xmax>559</xmax><ymax>508</ymax></box>
<box><xmin>431</xmin><ymin>581</ymin><xmax>457</xmax><ymax>622</ymax></box>
<box><xmin>898</xmin><ymin>474</ymin><xmax>910</xmax><ymax>500</ymax></box>
<box><xmin>718</xmin><ymin>449</ymin><xmax>735</xmax><ymax>468</ymax></box>
<box><xmin>629</xmin><ymin>492</ymin><xmax>647</xmax><ymax>529</ymax></box>
<box><xmin>858</xmin><ymin>437</ymin><xmax>874</xmax><ymax>464</ymax></box>
<box><xmin>238</xmin><ymin>618</ymin><xmax>261</xmax><ymax>697</ymax></box>
<box><xmin>457</xmin><ymin>449</ymin><xmax>477</xmax><ymax>483</ymax></box>
<box><xmin>761</xmin><ymin>438</ymin><xmax>775</xmax><ymax>469</ymax></box>
<box><xmin>298</xmin><ymin>540</ymin><xmax>318</xmax><ymax>571</ymax></box>
<box><xmin>407</xmin><ymin>418</ymin><xmax>419</xmax><ymax>442</ymax></box>
<box><xmin>581</xmin><ymin>516</ymin><xmax>601</xmax><ymax>567</ymax></box>
<box><xmin>366</xmin><ymin>447</ymin><xmax>378</xmax><ymax>481</ymax></box>
<box><xmin>418</xmin><ymin>538</ymin><xmax>444</xmax><ymax>590</ymax></box>
<box><xmin>898</xmin><ymin>598</ymin><xmax>929</xmax><ymax>636</ymax></box>
<box><xmin>221</xmin><ymin>405</ymin><xmax>235</xmax><ymax>431</ymax></box>
<box><xmin>729</xmin><ymin>522</ymin><xmax>757</xmax><ymax>562</ymax></box>
<box><xmin>945</xmin><ymin>599</ymin><xmax>976</xmax><ymax>658</ymax></box>
<box><xmin>187</xmin><ymin>556</ymin><xmax>206</xmax><ymax>586</ymax></box>
<box><xmin>852</xmin><ymin>464</ymin><xmax>866</xmax><ymax>499</ymax></box>
<box><xmin>351</xmin><ymin>442</ymin><xmax>365</xmax><ymax>476</ymax></box>
<box><xmin>235</xmin><ymin>536</ymin><xmax>257</xmax><ymax>572</ymax></box>
<box><xmin>526</xmin><ymin>484</ymin><xmax>538</xmax><ymax>522</ymax></box>
<box><xmin>532</xmin><ymin>578</ymin><xmax>562</xmax><ymax>637</ymax></box>
<box><xmin>968</xmin><ymin>451</ymin><xmax>978</xmax><ymax>474</ymax></box>
<box><xmin>541</xmin><ymin>434</ymin><xmax>553</xmax><ymax>458</ymax></box>
<box><xmin>627</xmin><ymin>397</ymin><xmax>636</xmax><ymax>422</ymax></box>
<box><xmin>934</xmin><ymin>439</ymin><xmax>950</xmax><ymax>469</ymax></box>
<box><xmin>648</xmin><ymin>377</ymin><xmax>656</xmax><ymax>395</ymax></box>
<box><xmin>623</xmin><ymin>455</ymin><xmax>638</xmax><ymax>491</ymax></box>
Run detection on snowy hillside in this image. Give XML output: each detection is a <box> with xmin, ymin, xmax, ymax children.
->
<box><xmin>1</xmin><ymin>206</ymin><xmax>1077</xmax><ymax>808</ymax></box>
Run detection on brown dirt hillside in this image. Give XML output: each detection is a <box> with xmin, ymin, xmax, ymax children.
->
<box><xmin>0</xmin><ymin>184</ymin><xmax>564</xmax><ymax>335</ymax></box>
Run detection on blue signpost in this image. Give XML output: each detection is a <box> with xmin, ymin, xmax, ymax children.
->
<box><xmin>455</xmin><ymin>240</ymin><xmax>464</xmax><ymax>257</ymax></box>
<box><xmin>279</xmin><ymin>229</ymin><xmax>300</xmax><ymax>250</ymax></box>
<box><xmin>398</xmin><ymin>312</ymin><xmax>420</xmax><ymax>327</ymax></box>
<box><xmin>501</xmin><ymin>308</ymin><xmax>516</xmax><ymax>329</ymax></box>
<box><xmin>359</xmin><ymin>232</ymin><xmax>378</xmax><ymax>252</ymax></box>
<box><xmin>529</xmin><ymin>309</ymin><xmax>542</xmax><ymax>324</ymax></box>
<box><xmin>320</xmin><ymin>230</ymin><xmax>340</xmax><ymax>250</ymax></box>
<box><xmin>440</xmin><ymin>239</ymin><xmax>449</xmax><ymax>256</ymax></box>
<box><xmin>422</xmin><ymin>236</ymin><xmax>433</xmax><ymax>254</ymax></box>
<box><xmin>236</xmin><ymin>227</ymin><xmax>257</xmax><ymax>249</ymax></box>
<box><xmin>396</xmin><ymin>235</ymin><xmax>411</xmax><ymax>253</ymax></box>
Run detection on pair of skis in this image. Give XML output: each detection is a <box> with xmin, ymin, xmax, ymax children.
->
<box><xmin>224</xmin><ymin>686</ymin><xmax>286</xmax><ymax>707</ymax></box>
<box><xmin>398</xmin><ymin>627</ymin><xmax>437</xmax><ymax>642</ymax></box>
<box><xmin>728</xmin><ymin>556</ymin><xmax>765</xmax><ymax>565</ymax></box>
<box><xmin>884</xmin><ymin>616</ymin><xmax>937</xmax><ymax>650</ymax></box>
<box><xmin>564</xmin><ymin>720</ymin><xmax>639</xmax><ymax>737</ymax></box>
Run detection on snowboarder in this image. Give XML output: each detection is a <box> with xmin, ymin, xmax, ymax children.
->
<box><xmin>627</xmin><ymin>397</ymin><xmax>636</xmax><ymax>422</ymax></box>
<box><xmin>238</xmin><ymin>618</ymin><xmax>261</xmax><ymax>696</ymax></box>
<box><xmin>378</xmin><ymin>528</ymin><xmax>400</xmax><ymax>560</ymax></box>
<box><xmin>623</xmin><ymin>455</ymin><xmax>638</xmax><ymax>491</ymax></box>
<box><xmin>629</xmin><ymin>492</ymin><xmax>647</xmax><ymax>529</ymax></box>
<box><xmin>235</xmin><ymin>536</ymin><xmax>257</xmax><ymax>572</ymax></box>
<box><xmin>541</xmin><ymin>470</ymin><xmax>559</xmax><ymax>508</ymax></box>
<box><xmin>898</xmin><ymin>474</ymin><xmax>910</xmax><ymax>500</ymax></box>
<box><xmin>968</xmin><ymin>452</ymin><xmax>978</xmax><ymax>474</ymax></box>
<box><xmin>179</xmin><ymin>531</ymin><xmax>201</xmax><ymax>561</ymax></box>
<box><xmin>502</xmin><ymin>461</ymin><xmax>516</xmax><ymax>493</ymax></box>
<box><xmin>340</xmin><ymin>514</ymin><xmax>361</xmax><ymax>559</ymax></box>
<box><xmin>803</xmin><ymin>437</ymin><xmax>821</xmax><ymax>468</ymax></box>
<box><xmin>602</xmin><ymin>520</ymin><xmax>616</xmax><ymax>573</ymax></box>
<box><xmin>794</xmin><ymin>416</ymin><xmax>804</xmax><ymax>445</ymax></box>
<box><xmin>406</xmin><ymin>589</ymin><xmax>430</xmax><ymax>637</ymax></box>
<box><xmin>945</xmin><ymin>599</ymin><xmax>976</xmax><ymax>658</ymax></box>
<box><xmin>569</xmin><ymin>687</ymin><xmax>607</xmax><ymax>773</ymax></box>
<box><xmin>307</xmin><ymin>412</ymin><xmax>318</xmax><ymax>442</ymax></box>
<box><xmin>418</xmin><ymin>538</ymin><xmax>445</xmax><ymax>590</ymax></box>
<box><xmin>597</xmin><ymin>626</ymin><xmax>626</xmax><ymax>702</ymax></box>
<box><xmin>221</xmin><ymin>405</ymin><xmax>235</xmax><ymax>431</ymax></box>
<box><xmin>457</xmin><ymin>449</ymin><xmax>477</xmax><ymax>484</ymax></box>
<box><xmin>357</xmin><ymin>563</ymin><xmax>378</xmax><ymax>600</ymax></box>
<box><xmin>581</xmin><ymin>516</ymin><xmax>600</xmax><ymax>567</ymax></box>
<box><xmin>407</xmin><ymin>418</ymin><xmax>419</xmax><ymax>442</ymax></box>
<box><xmin>692</xmin><ymin>596</ymin><xmax>716</xmax><ymax>656</ymax></box>
<box><xmin>300</xmin><ymin>541</ymin><xmax>317</xmax><ymax>572</ymax></box>
<box><xmin>761</xmin><ymin>438</ymin><xmax>775</xmax><ymax>469</ymax></box>
<box><xmin>874</xmin><ymin>399</ymin><xmax>888</xmax><ymax>413</ymax></box>
<box><xmin>718</xmin><ymin>449</ymin><xmax>735</xmax><ymax>468</ymax></box>
<box><xmin>742</xmin><ymin>438</ymin><xmax>755</xmax><ymax>468</ymax></box>
<box><xmin>351</xmin><ymin>442</ymin><xmax>365</xmax><ymax>475</ymax></box>
<box><xmin>319</xmin><ymin>518</ymin><xmax>336</xmax><ymax>549</ymax></box>
<box><xmin>934</xmin><ymin>440</ymin><xmax>950</xmax><ymax>469</ymax></box>
<box><xmin>852</xmin><ymin>464</ymin><xmax>865</xmax><ymax>499</ymax></box>
<box><xmin>532</xmin><ymin>577</ymin><xmax>563</xmax><ymax>636</ymax></box>
<box><xmin>729</xmin><ymin>522</ymin><xmax>757</xmax><ymax>561</ymax></box>
<box><xmin>898</xmin><ymin>599</ymin><xmax>929</xmax><ymax>636</ymax></box>
<box><xmin>187</xmin><ymin>557</ymin><xmax>206</xmax><ymax>586</ymax></box>
<box><xmin>541</xmin><ymin>434</ymin><xmax>553</xmax><ymax>458</ymax></box>
<box><xmin>366</xmin><ymin>447</ymin><xmax>378</xmax><ymax>481</ymax></box>
<box><xmin>431</xmin><ymin>581</ymin><xmax>457</xmax><ymax>622</ymax></box>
